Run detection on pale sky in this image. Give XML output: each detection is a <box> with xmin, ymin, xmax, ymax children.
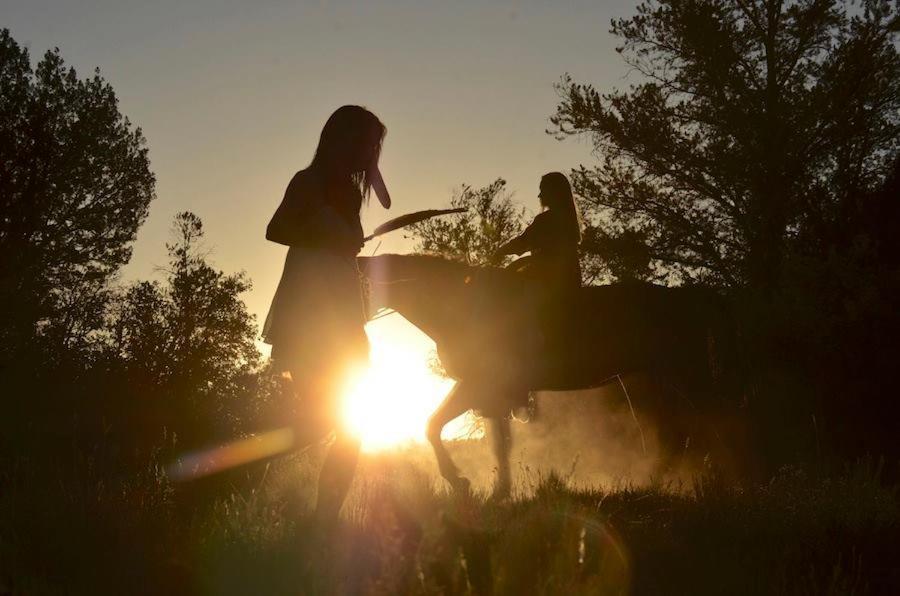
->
<box><xmin>4</xmin><ymin>0</ymin><xmax>636</xmax><ymax>339</ymax></box>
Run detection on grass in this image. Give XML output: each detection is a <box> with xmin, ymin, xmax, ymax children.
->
<box><xmin>1</xmin><ymin>442</ymin><xmax>898</xmax><ymax>595</ymax></box>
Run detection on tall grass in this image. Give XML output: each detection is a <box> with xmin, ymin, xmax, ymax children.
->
<box><xmin>1</xmin><ymin>443</ymin><xmax>897</xmax><ymax>595</ymax></box>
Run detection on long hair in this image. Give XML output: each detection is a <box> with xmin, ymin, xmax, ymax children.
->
<box><xmin>540</xmin><ymin>172</ymin><xmax>582</xmax><ymax>243</ymax></box>
<box><xmin>310</xmin><ymin>105</ymin><xmax>387</xmax><ymax>202</ymax></box>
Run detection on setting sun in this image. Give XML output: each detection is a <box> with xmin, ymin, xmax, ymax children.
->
<box><xmin>341</xmin><ymin>315</ymin><xmax>478</xmax><ymax>452</ymax></box>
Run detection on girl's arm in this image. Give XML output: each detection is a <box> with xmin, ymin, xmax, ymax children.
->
<box><xmin>495</xmin><ymin>211</ymin><xmax>558</xmax><ymax>258</ymax></box>
<box><xmin>495</xmin><ymin>216</ymin><xmax>543</xmax><ymax>258</ymax></box>
<box><xmin>495</xmin><ymin>233</ymin><xmax>529</xmax><ymax>257</ymax></box>
<box><xmin>266</xmin><ymin>172</ymin><xmax>313</xmax><ymax>245</ymax></box>
<box><xmin>266</xmin><ymin>173</ymin><xmax>361</xmax><ymax>252</ymax></box>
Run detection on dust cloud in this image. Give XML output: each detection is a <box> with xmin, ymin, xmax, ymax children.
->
<box><xmin>449</xmin><ymin>384</ymin><xmax>667</xmax><ymax>493</ymax></box>
<box><xmin>370</xmin><ymin>379</ymin><xmax>697</xmax><ymax>496</ymax></box>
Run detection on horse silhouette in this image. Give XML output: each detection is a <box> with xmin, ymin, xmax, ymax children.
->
<box><xmin>359</xmin><ymin>254</ymin><xmax>741</xmax><ymax>495</ymax></box>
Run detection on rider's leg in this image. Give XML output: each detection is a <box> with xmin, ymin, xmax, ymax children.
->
<box><xmin>427</xmin><ymin>382</ymin><xmax>479</xmax><ymax>492</ymax></box>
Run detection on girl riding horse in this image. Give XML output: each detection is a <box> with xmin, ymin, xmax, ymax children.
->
<box><xmin>494</xmin><ymin>171</ymin><xmax>582</xmax><ymax>291</ymax></box>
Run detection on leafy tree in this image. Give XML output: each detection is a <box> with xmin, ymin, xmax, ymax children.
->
<box><xmin>0</xmin><ymin>29</ymin><xmax>155</xmax><ymax>357</ymax></box>
<box><xmin>108</xmin><ymin>213</ymin><xmax>259</xmax><ymax>442</ymax></box>
<box><xmin>550</xmin><ymin>0</ymin><xmax>900</xmax><ymax>287</ymax></box>
<box><xmin>408</xmin><ymin>178</ymin><xmax>526</xmax><ymax>266</ymax></box>
<box><xmin>579</xmin><ymin>227</ymin><xmax>653</xmax><ymax>283</ymax></box>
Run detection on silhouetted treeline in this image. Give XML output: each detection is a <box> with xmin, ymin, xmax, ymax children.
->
<box><xmin>2</xmin><ymin>208</ymin><xmax>278</xmax><ymax>467</ymax></box>
<box><xmin>0</xmin><ymin>31</ymin><xmax>282</xmax><ymax>474</ymax></box>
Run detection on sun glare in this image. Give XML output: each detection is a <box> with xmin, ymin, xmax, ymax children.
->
<box><xmin>341</xmin><ymin>316</ymin><xmax>478</xmax><ymax>452</ymax></box>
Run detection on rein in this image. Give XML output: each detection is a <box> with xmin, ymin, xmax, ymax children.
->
<box><xmin>357</xmin><ymin>259</ymin><xmax>418</xmax><ymax>323</ymax></box>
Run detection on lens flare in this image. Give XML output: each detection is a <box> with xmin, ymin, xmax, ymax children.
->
<box><xmin>165</xmin><ymin>427</ymin><xmax>295</xmax><ymax>481</ymax></box>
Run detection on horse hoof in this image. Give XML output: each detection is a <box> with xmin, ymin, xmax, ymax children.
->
<box><xmin>451</xmin><ymin>477</ymin><xmax>471</xmax><ymax>495</ymax></box>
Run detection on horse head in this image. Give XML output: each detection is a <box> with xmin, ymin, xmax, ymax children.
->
<box><xmin>357</xmin><ymin>254</ymin><xmax>528</xmax><ymax>378</ymax></box>
<box><xmin>359</xmin><ymin>254</ymin><xmax>474</xmax><ymax>336</ymax></box>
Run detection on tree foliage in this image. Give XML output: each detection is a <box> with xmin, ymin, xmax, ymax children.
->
<box><xmin>408</xmin><ymin>178</ymin><xmax>526</xmax><ymax>266</ymax></box>
<box><xmin>0</xmin><ymin>29</ymin><xmax>155</xmax><ymax>356</ymax></box>
<box><xmin>106</xmin><ymin>212</ymin><xmax>260</xmax><ymax>441</ymax></box>
<box><xmin>551</xmin><ymin>0</ymin><xmax>900</xmax><ymax>287</ymax></box>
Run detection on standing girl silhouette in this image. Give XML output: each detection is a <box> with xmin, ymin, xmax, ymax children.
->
<box><xmin>263</xmin><ymin>105</ymin><xmax>390</xmax><ymax>521</ymax></box>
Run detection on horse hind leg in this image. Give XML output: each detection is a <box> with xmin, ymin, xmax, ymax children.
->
<box><xmin>427</xmin><ymin>382</ymin><xmax>477</xmax><ymax>493</ymax></box>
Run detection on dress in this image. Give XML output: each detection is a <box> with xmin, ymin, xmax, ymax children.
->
<box><xmin>262</xmin><ymin>169</ymin><xmax>369</xmax><ymax>383</ymax></box>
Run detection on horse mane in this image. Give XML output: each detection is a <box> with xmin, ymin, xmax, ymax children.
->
<box><xmin>372</xmin><ymin>252</ymin><xmax>478</xmax><ymax>273</ymax></box>
<box><xmin>368</xmin><ymin>253</ymin><xmax>522</xmax><ymax>289</ymax></box>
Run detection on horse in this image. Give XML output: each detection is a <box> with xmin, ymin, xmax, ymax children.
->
<box><xmin>358</xmin><ymin>253</ymin><xmax>741</xmax><ymax>495</ymax></box>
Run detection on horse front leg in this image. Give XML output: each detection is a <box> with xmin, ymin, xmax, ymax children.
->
<box><xmin>488</xmin><ymin>415</ymin><xmax>512</xmax><ymax>499</ymax></box>
<box><xmin>427</xmin><ymin>382</ymin><xmax>477</xmax><ymax>494</ymax></box>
